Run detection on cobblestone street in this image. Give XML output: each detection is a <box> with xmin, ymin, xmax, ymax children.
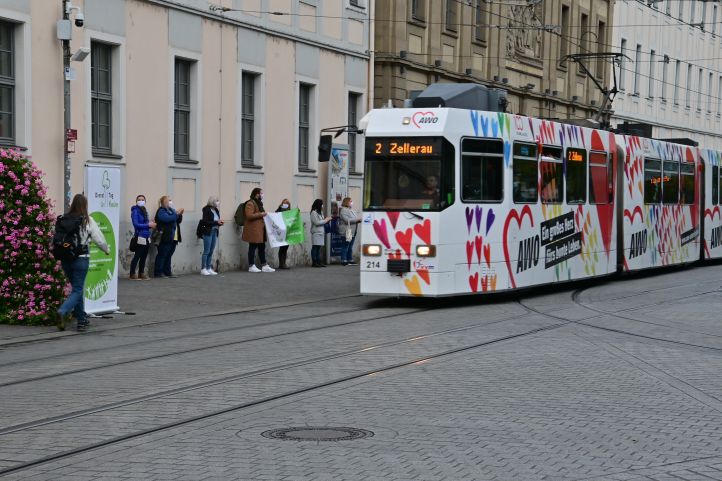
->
<box><xmin>1</xmin><ymin>264</ymin><xmax>722</xmax><ymax>480</ymax></box>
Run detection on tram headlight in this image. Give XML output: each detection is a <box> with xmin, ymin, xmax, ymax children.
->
<box><xmin>363</xmin><ymin>244</ymin><xmax>382</xmax><ymax>256</ymax></box>
<box><xmin>416</xmin><ymin>245</ymin><xmax>436</xmax><ymax>257</ymax></box>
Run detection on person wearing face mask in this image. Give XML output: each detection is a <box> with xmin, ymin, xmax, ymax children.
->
<box><xmin>338</xmin><ymin>197</ymin><xmax>361</xmax><ymax>266</ymax></box>
<box><xmin>275</xmin><ymin>198</ymin><xmax>292</xmax><ymax>269</ymax></box>
<box><xmin>153</xmin><ymin>195</ymin><xmax>184</xmax><ymax>278</ymax></box>
<box><xmin>242</xmin><ymin>187</ymin><xmax>274</xmax><ymax>273</ymax></box>
<box><xmin>310</xmin><ymin>198</ymin><xmax>332</xmax><ymax>267</ymax></box>
<box><xmin>200</xmin><ymin>196</ymin><xmax>224</xmax><ymax>275</ymax></box>
<box><xmin>129</xmin><ymin>195</ymin><xmax>157</xmax><ymax>280</ymax></box>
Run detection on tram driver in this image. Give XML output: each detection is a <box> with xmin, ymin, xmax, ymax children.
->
<box><xmin>422</xmin><ymin>175</ymin><xmax>440</xmax><ymax>208</ymax></box>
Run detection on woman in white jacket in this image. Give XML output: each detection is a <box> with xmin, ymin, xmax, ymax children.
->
<box><xmin>309</xmin><ymin>199</ymin><xmax>331</xmax><ymax>267</ymax></box>
<box><xmin>56</xmin><ymin>194</ymin><xmax>110</xmax><ymax>332</ymax></box>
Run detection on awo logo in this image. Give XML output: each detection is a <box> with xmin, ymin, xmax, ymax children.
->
<box><xmin>411</xmin><ymin>111</ymin><xmax>439</xmax><ymax>128</ymax></box>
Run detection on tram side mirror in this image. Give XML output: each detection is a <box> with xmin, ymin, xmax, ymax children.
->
<box><xmin>318</xmin><ymin>135</ymin><xmax>333</xmax><ymax>163</ymax></box>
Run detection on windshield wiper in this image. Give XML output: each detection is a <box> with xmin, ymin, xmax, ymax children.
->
<box><xmin>406</xmin><ymin>212</ymin><xmax>424</xmax><ymax>220</ymax></box>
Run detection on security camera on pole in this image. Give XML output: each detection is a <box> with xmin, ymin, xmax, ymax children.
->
<box><xmin>56</xmin><ymin>1</ymin><xmax>88</xmax><ymax>211</ymax></box>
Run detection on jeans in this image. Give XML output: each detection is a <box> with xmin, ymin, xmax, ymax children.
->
<box><xmin>341</xmin><ymin>235</ymin><xmax>356</xmax><ymax>263</ymax></box>
<box><xmin>130</xmin><ymin>242</ymin><xmax>149</xmax><ymax>276</ymax></box>
<box><xmin>311</xmin><ymin>245</ymin><xmax>322</xmax><ymax>264</ymax></box>
<box><xmin>155</xmin><ymin>241</ymin><xmax>177</xmax><ymax>276</ymax></box>
<box><xmin>248</xmin><ymin>243</ymin><xmax>266</xmax><ymax>268</ymax></box>
<box><xmin>59</xmin><ymin>256</ymin><xmax>89</xmax><ymax>322</ymax></box>
<box><xmin>201</xmin><ymin>229</ymin><xmax>218</xmax><ymax>270</ymax></box>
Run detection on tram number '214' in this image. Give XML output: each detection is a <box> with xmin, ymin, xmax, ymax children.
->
<box><xmin>517</xmin><ymin>235</ymin><xmax>540</xmax><ymax>273</ymax></box>
<box><xmin>629</xmin><ymin>229</ymin><xmax>648</xmax><ymax>259</ymax></box>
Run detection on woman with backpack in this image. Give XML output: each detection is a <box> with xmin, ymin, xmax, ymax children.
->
<box><xmin>55</xmin><ymin>193</ymin><xmax>110</xmax><ymax>332</ymax></box>
<box><xmin>338</xmin><ymin>197</ymin><xmax>361</xmax><ymax>266</ymax></box>
<box><xmin>200</xmin><ymin>196</ymin><xmax>224</xmax><ymax>275</ymax></box>
<box><xmin>310</xmin><ymin>198</ymin><xmax>332</xmax><ymax>267</ymax></box>
<box><xmin>129</xmin><ymin>194</ymin><xmax>156</xmax><ymax>280</ymax></box>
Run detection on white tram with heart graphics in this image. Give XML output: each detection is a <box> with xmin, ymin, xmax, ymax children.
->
<box><xmin>358</xmin><ymin>84</ymin><xmax>720</xmax><ymax>297</ymax></box>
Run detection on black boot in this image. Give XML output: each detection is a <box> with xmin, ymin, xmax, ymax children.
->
<box><xmin>279</xmin><ymin>249</ymin><xmax>289</xmax><ymax>269</ymax></box>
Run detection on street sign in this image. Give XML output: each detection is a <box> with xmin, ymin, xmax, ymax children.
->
<box><xmin>66</xmin><ymin>128</ymin><xmax>77</xmax><ymax>141</ymax></box>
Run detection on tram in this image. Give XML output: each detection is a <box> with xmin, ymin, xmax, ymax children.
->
<box><xmin>358</xmin><ymin>84</ymin><xmax>722</xmax><ymax>297</ymax></box>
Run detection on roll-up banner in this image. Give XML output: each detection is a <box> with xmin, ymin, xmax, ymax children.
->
<box><xmin>84</xmin><ymin>164</ymin><xmax>120</xmax><ymax>315</ymax></box>
<box><xmin>327</xmin><ymin>144</ymin><xmax>349</xmax><ymax>261</ymax></box>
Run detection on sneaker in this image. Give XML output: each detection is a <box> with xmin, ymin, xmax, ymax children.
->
<box><xmin>261</xmin><ymin>265</ymin><xmax>275</xmax><ymax>273</ymax></box>
<box><xmin>129</xmin><ymin>273</ymin><xmax>138</xmax><ymax>280</ymax></box>
<box><xmin>208</xmin><ymin>269</ymin><xmax>218</xmax><ymax>275</ymax></box>
<box><xmin>76</xmin><ymin>322</ymin><xmax>88</xmax><ymax>333</ymax></box>
<box><xmin>201</xmin><ymin>268</ymin><xmax>210</xmax><ymax>276</ymax></box>
<box><xmin>347</xmin><ymin>262</ymin><xmax>358</xmax><ymax>266</ymax></box>
<box><xmin>249</xmin><ymin>265</ymin><xmax>262</xmax><ymax>273</ymax></box>
<box><xmin>138</xmin><ymin>274</ymin><xmax>150</xmax><ymax>281</ymax></box>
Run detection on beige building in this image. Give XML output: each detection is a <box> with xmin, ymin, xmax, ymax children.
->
<box><xmin>374</xmin><ymin>0</ymin><xmax>614</xmax><ymax>122</ymax></box>
<box><xmin>0</xmin><ymin>0</ymin><xmax>371</xmax><ymax>273</ymax></box>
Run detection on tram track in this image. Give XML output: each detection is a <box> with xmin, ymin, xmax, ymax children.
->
<box><xmin>0</xmin><ymin>309</ymin><xmax>564</xmax><ymax>477</ymax></box>
<box><xmin>0</xmin><ymin>305</ymin><xmax>426</xmax><ymax>387</ymax></box>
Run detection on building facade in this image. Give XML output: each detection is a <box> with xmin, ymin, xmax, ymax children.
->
<box><xmin>0</xmin><ymin>0</ymin><xmax>371</xmax><ymax>274</ymax></box>
<box><xmin>610</xmin><ymin>0</ymin><xmax>722</xmax><ymax>149</ymax></box>
<box><xmin>374</xmin><ymin>0</ymin><xmax>615</xmax><ymax>122</ymax></box>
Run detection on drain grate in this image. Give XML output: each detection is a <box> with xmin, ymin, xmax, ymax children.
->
<box><xmin>261</xmin><ymin>427</ymin><xmax>374</xmax><ymax>442</ymax></box>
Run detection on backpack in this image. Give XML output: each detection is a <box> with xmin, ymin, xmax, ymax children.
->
<box><xmin>52</xmin><ymin>215</ymin><xmax>84</xmax><ymax>262</ymax></box>
<box><xmin>234</xmin><ymin>201</ymin><xmax>248</xmax><ymax>226</ymax></box>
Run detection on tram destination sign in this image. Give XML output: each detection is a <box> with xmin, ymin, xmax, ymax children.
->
<box><xmin>366</xmin><ymin>137</ymin><xmax>443</xmax><ymax>159</ymax></box>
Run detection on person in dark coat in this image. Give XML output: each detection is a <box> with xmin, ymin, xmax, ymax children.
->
<box><xmin>275</xmin><ymin>198</ymin><xmax>291</xmax><ymax>269</ymax></box>
<box><xmin>241</xmin><ymin>187</ymin><xmax>274</xmax><ymax>273</ymax></box>
<box><xmin>129</xmin><ymin>194</ymin><xmax>156</xmax><ymax>280</ymax></box>
<box><xmin>153</xmin><ymin>195</ymin><xmax>184</xmax><ymax>278</ymax></box>
<box><xmin>200</xmin><ymin>196</ymin><xmax>224</xmax><ymax>275</ymax></box>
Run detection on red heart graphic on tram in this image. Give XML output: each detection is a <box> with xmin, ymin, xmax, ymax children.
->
<box><xmin>483</xmin><ymin>243</ymin><xmax>491</xmax><ymax>267</ymax></box>
<box><xmin>387</xmin><ymin>212</ymin><xmax>400</xmax><ymax>229</ymax></box>
<box><xmin>414</xmin><ymin>219</ymin><xmax>431</xmax><ymax>245</ymax></box>
<box><xmin>395</xmin><ymin>228</ymin><xmax>413</xmax><ymax>256</ymax></box>
<box><xmin>468</xmin><ymin>272</ymin><xmax>479</xmax><ymax>292</ymax></box>
<box><xmin>502</xmin><ymin>205</ymin><xmax>535</xmax><ymax>289</ymax></box>
<box><xmin>466</xmin><ymin>240</ymin><xmax>474</xmax><ymax>269</ymax></box>
<box><xmin>416</xmin><ymin>266</ymin><xmax>430</xmax><ymax>285</ymax></box>
<box><xmin>480</xmin><ymin>275</ymin><xmax>489</xmax><ymax>292</ymax></box>
<box><xmin>474</xmin><ymin>236</ymin><xmax>483</xmax><ymax>265</ymax></box>
<box><xmin>411</xmin><ymin>111</ymin><xmax>435</xmax><ymax>128</ymax></box>
<box><xmin>372</xmin><ymin>218</ymin><xmax>391</xmax><ymax>249</ymax></box>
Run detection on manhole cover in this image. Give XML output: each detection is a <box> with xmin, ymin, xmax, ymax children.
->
<box><xmin>261</xmin><ymin>427</ymin><xmax>374</xmax><ymax>442</ymax></box>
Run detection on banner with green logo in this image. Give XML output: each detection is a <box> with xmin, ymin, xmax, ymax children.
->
<box><xmin>264</xmin><ymin>208</ymin><xmax>305</xmax><ymax>248</ymax></box>
<box><xmin>84</xmin><ymin>164</ymin><xmax>120</xmax><ymax>314</ymax></box>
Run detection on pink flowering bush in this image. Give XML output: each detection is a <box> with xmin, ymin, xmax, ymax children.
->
<box><xmin>0</xmin><ymin>150</ymin><xmax>66</xmax><ymax>325</ymax></box>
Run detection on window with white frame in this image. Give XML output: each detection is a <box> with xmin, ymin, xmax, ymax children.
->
<box><xmin>619</xmin><ymin>38</ymin><xmax>626</xmax><ymax>90</ymax></box>
<box><xmin>686</xmin><ymin>64</ymin><xmax>692</xmax><ymax>108</ymax></box>
<box><xmin>674</xmin><ymin>60</ymin><xmax>680</xmax><ymax>104</ymax></box>
<box><xmin>697</xmin><ymin>68</ymin><xmax>703</xmax><ymax>111</ymax></box>
<box><xmin>298</xmin><ymin>83</ymin><xmax>313</xmax><ymax>170</ymax></box>
<box><xmin>91</xmin><ymin>41</ymin><xmax>113</xmax><ymax>155</ymax></box>
<box><xmin>713</xmin><ymin>5</ymin><xmax>718</xmax><ymax>34</ymax></box>
<box><xmin>174</xmin><ymin>58</ymin><xmax>193</xmax><ymax>161</ymax></box>
<box><xmin>648</xmin><ymin>50</ymin><xmax>655</xmax><ymax>98</ymax></box>
<box><xmin>678</xmin><ymin>0</ymin><xmax>684</xmax><ymax>20</ymax></box>
<box><xmin>241</xmin><ymin>71</ymin><xmax>259</xmax><ymax>168</ymax></box>
<box><xmin>708</xmin><ymin>72</ymin><xmax>713</xmax><ymax>112</ymax></box>
<box><xmin>0</xmin><ymin>20</ymin><xmax>14</xmax><ymax>146</ymax></box>
<box><xmin>348</xmin><ymin>92</ymin><xmax>361</xmax><ymax>173</ymax></box>
<box><xmin>717</xmin><ymin>76</ymin><xmax>722</xmax><ymax>115</ymax></box>
<box><xmin>661</xmin><ymin>55</ymin><xmax>668</xmax><ymax>100</ymax></box>
<box><xmin>633</xmin><ymin>44</ymin><xmax>641</xmax><ymax>94</ymax></box>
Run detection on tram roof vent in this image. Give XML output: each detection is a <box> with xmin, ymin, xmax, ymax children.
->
<box><xmin>412</xmin><ymin>83</ymin><xmax>508</xmax><ymax>112</ymax></box>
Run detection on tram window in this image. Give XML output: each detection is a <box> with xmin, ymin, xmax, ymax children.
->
<box><xmin>644</xmin><ymin>158</ymin><xmax>662</xmax><ymax>204</ymax></box>
<box><xmin>461</xmin><ymin>138</ymin><xmax>504</xmax><ymax>202</ymax></box>
<box><xmin>714</xmin><ymin>165</ymin><xmax>720</xmax><ymax>205</ymax></box>
<box><xmin>680</xmin><ymin>163</ymin><xmax>695</xmax><ymax>205</ymax></box>
<box><xmin>589</xmin><ymin>151</ymin><xmax>609</xmax><ymax>205</ymax></box>
<box><xmin>540</xmin><ymin>146</ymin><xmax>563</xmax><ymax>204</ymax></box>
<box><xmin>662</xmin><ymin>160</ymin><xmax>679</xmax><ymax>204</ymax></box>
<box><xmin>512</xmin><ymin>142</ymin><xmax>538</xmax><ymax>203</ymax></box>
<box><xmin>566</xmin><ymin>148</ymin><xmax>587</xmax><ymax>204</ymax></box>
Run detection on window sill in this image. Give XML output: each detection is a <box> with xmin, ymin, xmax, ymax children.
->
<box><xmin>298</xmin><ymin>167</ymin><xmax>316</xmax><ymax>173</ymax></box>
<box><xmin>92</xmin><ymin>151</ymin><xmax>123</xmax><ymax>160</ymax></box>
<box><xmin>241</xmin><ymin>164</ymin><xmax>263</xmax><ymax>170</ymax></box>
<box><xmin>442</xmin><ymin>29</ymin><xmax>459</xmax><ymax>39</ymax></box>
<box><xmin>408</xmin><ymin>18</ymin><xmax>426</xmax><ymax>27</ymax></box>
<box><xmin>349</xmin><ymin>171</ymin><xmax>364</xmax><ymax>177</ymax></box>
<box><xmin>0</xmin><ymin>144</ymin><xmax>28</xmax><ymax>151</ymax></box>
<box><xmin>174</xmin><ymin>158</ymin><xmax>199</xmax><ymax>164</ymax></box>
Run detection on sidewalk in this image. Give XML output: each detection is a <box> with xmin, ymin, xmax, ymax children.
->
<box><xmin>0</xmin><ymin>265</ymin><xmax>361</xmax><ymax>345</ymax></box>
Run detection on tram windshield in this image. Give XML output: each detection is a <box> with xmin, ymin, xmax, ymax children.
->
<box><xmin>363</xmin><ymin>137</ymin><xmax>454</xmax><ymax>211</ymax></box>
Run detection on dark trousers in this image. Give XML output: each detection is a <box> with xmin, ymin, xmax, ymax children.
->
<box><xmin>341</xmin><ymin>235</ymin><xmax>356</xmax><ymax>263</ymax></box>
<box><xmin>130</xmin><ymin>242</ymin><xmax>149</xmax><ymax>276</ymax></box>
<box><xmin>278</xmin><ymin>245</ymin><xmax>288</xmax><ymax>267</ymax></box>
<box><xmin>311</xmin><ymin>245</ymin><xmax>322</xmax><ymax>264</ymax></box>
<box><xmin>59</xmin><ymin>256</ymin><xmax>89</xmax><ymax>322</ymax></box>
<box><xmin>155</xmin><ymin>241</ymin><xmax>177</xmax><ymax>276</ymax></box>
<box><xmin>248</xmin><ymin>243</ymin><xmax>266</xmax><ymax>268</ymax></box>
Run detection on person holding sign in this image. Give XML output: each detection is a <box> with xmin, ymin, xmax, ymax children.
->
<box><xmin>129</xmin><ymin>194</ymin><xmax>156</xmax><ymax>280</ymax></box>
<box><xmin>275</xmin><ymin>198</ymin><xmax>292</xmax><ymax>269</ymax></box>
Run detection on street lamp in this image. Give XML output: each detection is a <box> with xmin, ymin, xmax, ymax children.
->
<box><xmin>56</xmin><ymin>0</ymin><xmax>87</xmax><ymax>211</ymax></box>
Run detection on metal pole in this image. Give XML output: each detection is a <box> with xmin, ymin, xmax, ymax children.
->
<box><xmin>62</xmin><ymin>0</ymin><xmax>71</xmax><ymax>212</ymax></box>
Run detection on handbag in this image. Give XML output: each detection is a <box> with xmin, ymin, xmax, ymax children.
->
<box><xmin>344</xmin><ymin>220</ymin><xmax>353</xmax><ymax>242</ymax></box>
<box><xmin>129</xmin><ymin>236</ymin><xmax>138</xmax><ymax>252</ymax></box>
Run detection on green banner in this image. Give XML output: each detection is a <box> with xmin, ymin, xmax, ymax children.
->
<box><xmin>281</xmin><ymin>208</ymin><xmax>305</xmax><ymax>245</ymax></box>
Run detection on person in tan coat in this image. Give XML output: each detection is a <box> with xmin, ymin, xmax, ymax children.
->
<box><xmin>242</xmin><ymin>187</ymin><xmax>275</xmax><ymax>273</ymax></box>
